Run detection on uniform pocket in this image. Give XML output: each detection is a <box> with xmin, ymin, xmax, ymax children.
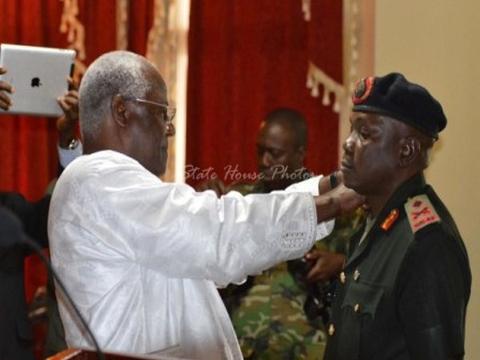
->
<box><xmin>332</xmin><ymin>282</ymin><xmax>384</xmax><ymax>360</ymax></box>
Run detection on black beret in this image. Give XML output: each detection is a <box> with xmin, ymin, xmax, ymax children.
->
<box><xmin>352</xmin><ymin>73</ymin><xmax>447</xmax><ymax>139</ymax></box>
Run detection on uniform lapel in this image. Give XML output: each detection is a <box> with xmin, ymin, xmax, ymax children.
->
<box><xmin>344</xmin><ymin>174</ymin><xmax>427</xmax><ymax>269</ymax></box>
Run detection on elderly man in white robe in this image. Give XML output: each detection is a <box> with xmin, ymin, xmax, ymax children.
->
<box><xmin>48</xmin><ymin>51</ymin><xmax>364</xmax><ymax>359</ymax></box>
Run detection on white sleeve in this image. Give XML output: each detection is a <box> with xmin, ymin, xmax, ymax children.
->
<box><xmin>50</xmin><ymin>155</ymin><xmax>319</xmax><ymax>287</ymax></box>
<box><xmin>58</xmin><ymin>142</ymin><xmax>83</xmax><ymax>168</ymax></box>
<box><xmin>283</xmin><ymin>175</ymin><xmax>335</xmax><ymax>240</ymax></box>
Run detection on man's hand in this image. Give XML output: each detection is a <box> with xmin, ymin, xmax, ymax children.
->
<box><xmin>329</xmin><ymin>183</ymin><xmax>365</xmax><ymax>215</ymax></box>
<box><xmin>314</xmin><ymin>184</ymin><xmax>365</xmax><ymax>223</ymax></box>
<box><xmin>196</xmin><ymin>177</ymin><xmax>226</xmax><ymax>198</ymax></box>
<box><xmin>319</xmin><ymin>170</ymin><xmax>344</xmax><ymax>194</ymax></box>
<box><xmin>304</xmin><ymin>249</ymin><xmax>345</xmax><ymax>282</ymax></box>
<box><xmin>0</xmin><ymin>67</ymin><xmax>14</xmax><ymax>111</ymax></box>
<box><xmin>57</xmin><ymin>78</ymin><xmax>79</xmax><ymax>148</ymax></box>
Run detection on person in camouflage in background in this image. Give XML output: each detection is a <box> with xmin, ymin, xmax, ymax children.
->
<box><xmin>205</xmin><ymin>108</ymin><xmax>364</xmax><ymax>359</ymax></box>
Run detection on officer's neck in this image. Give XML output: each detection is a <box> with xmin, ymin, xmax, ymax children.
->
<box><xmin>366</xmin><ymin>170</ymin><xmax>423</xmax><ymax>217</ymax></box>
<box><xmin>365</xmin><ymin>179</ymin><xmax>404</xmax><ymax>217</ymax></box>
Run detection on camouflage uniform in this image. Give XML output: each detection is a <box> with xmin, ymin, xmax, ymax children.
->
<box><xmin>221</xmin><ymin>179</ymin><xmax>364</xmax><ymax>360</ymax></box>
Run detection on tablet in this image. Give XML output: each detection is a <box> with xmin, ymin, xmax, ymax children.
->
<box><xmin>0</xmin><ymin>44</ymin><xmax>75</xmax><ymax>117</ymax></box>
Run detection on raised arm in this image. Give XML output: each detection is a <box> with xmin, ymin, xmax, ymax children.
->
<box><xmin>57</xmin><ymin>78</ymin><xmax>82</xmax><ymax>168</ymax></box>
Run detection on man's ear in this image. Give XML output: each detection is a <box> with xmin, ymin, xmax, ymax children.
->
<box><xmin>111</xmin><ymin>94</ymin><xmax>128</xmax><ymax>128</ymax></box>
<box><xmin>399</xmin><ymin>137</ymin><xmax>421</xmax><ymax>167</ymax></box>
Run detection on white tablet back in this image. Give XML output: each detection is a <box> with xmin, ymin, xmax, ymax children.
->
<box><xmin>0</xmin><ymin>44</ymin><xmax>75</xmax><ymax>117</ymax></box>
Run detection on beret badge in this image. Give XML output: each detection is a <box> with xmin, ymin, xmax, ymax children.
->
<box><xmin>352</xmin><ymin>76</ymin><xmax>374</xmax><ymax>104</ymax></box>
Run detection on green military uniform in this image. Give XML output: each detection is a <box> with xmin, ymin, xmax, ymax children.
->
<box><xmin>221</xmin><ymin>177</ymin><xmax>363</xmax><ymax>360</ymax></box>
<box><xmin>324</xmin><ymin>174</ymin><xmax>471</xmax><ymax>360</ymax></box>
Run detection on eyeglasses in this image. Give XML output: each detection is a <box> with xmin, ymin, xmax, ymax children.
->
<box><xmin>125</xmin><ymin>97</ymin><xmax>176</xmax><ymax>124</ymax></box>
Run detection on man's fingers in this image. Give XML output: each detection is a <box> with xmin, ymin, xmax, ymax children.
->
<box><xmin>210</xmin><ymin>180</ymin><xmax>226</xmax><ymax>197</ymax></box>
<box><xmin>0</xmin><ymin>92</ymin><xmax>12</xmax><ymax>110</ymax></box>
<box><xmin>60</xmin><ymin>89</ymin><xmax>78</xmax><ymax>103</ymax></box>
<box><xmin>0</xmin><ymin>66</ymin><xmax>13</xmax><ymax>93</ymax></box>
<box><xmin>0</xmin><ymin>99</ymin><xmax>10</xmax><ymax>111</ymax></box>
<box><xmin>0</xmin><ymin>80</ymin><xmax>14</xmax><ymax>93</ymax></box>
<box><xmin>216</xmin><ymin>180</ymin><xmax>226</xmax><ymax>195</ymax></box>
<box><xmin>330</xmin><ymin>184</ymin><xmax>365</xmax><ymax>214</ymax></box>
<box><xmin>196</xmin><ymin>178</ymin><xmax>226</xmax><ymax>198</ymax></box>
<box><xmin>306</xmin><ymin>263</ymin><xmax>324</xmax><ymax>282</ymax></box>
<box><xmin>0</xmin><ymin>91</ymin><xmax>12</xmax><ymax>104</ymax></box>
<box><xmin>57</xmin><ymin>98</ymin><xmax>70</xmax><ymax>112</ymax></box>
<box><xmin>65</xmin><ymin>89</ymin><xmax>79</xmax><ymax>98</ymax></box>
<box><xmin>62</xmin><ymin>94</ymin><xmax>78</xmax><ymax>106</ymax></box>
<box><xmin>305</xmin><ymin>249</ymin><xmax>326</xmax><ymax>260</ymax></box>
<box><xmin>305</xmin><ymin>251</ymin><xmax>346</xmax><ymax>282</ymax></box>
<box><xmin>336</xmin><ymin>170</ymin><xmax>344</xmax><ymax>185</ymax></box>
<box><xmin>67</xmin><ymin>76</ymin><xmax>79</xmax><ymax>90</ymax></box>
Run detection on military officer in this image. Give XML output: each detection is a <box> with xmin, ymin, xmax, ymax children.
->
<box><xmin>324</xmin><ymin>73</ymin><xmax>471</xmax><ymax>360</ymax></box>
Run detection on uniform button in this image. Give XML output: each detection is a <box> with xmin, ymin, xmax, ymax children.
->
<box><xmin>328</xmin><ymin>323</ymin><xmax>335</xmax><ymax>336</ymax></box>
<box><xmin>353</xmin><ymin>269</ymin><xmax>360</xmax><ymax>281</ymax></box>
<box><xmin>340</xmin><ymin>272</ymin><xmax>346</xmax><ymax>284</ymax></box>
<box><xmin>354</xmin><ymin>303</ymin><xmax>361</xmax><ymax>312</ymax></box>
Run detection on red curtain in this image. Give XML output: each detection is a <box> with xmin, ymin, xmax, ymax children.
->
<box><xmin>128</xmin><ymin>0</ymin><xmax>155</xmax><ymax>55</ymax></box>
<box><xmin>187</xmin><ymin>0</ymin><xmax>343</xmax><ymax>186</ymax></box>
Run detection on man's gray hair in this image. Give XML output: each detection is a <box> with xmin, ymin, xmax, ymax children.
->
<box><xmin>79</xmin><ymin>50</ymin><xmax>153</xmax><ymax>140</ymax></box>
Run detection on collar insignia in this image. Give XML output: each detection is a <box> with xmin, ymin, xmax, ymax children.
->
<box><xmin>380</xmin><ymin>208</ymin><xmax>399</xmax><ymax>231</ymax></box>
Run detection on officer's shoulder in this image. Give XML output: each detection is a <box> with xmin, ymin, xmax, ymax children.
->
<box><xmin>403</xmin><ymin>194</ymin><xmax>444</xmax><ymax>239</ymax></box>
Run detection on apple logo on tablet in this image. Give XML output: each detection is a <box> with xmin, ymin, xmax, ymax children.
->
<box><xmin>31</xmin><ymin>77</ymin><xmax>42</xmax><ymax>87</ymax></box>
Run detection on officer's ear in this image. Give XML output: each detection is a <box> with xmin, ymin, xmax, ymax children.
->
<box><xmin>399</xmin><ymin>136</ymin><xmax>421</xmax><ymax>167</ymax></box>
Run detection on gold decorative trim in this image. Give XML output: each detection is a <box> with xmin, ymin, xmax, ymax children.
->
<box><xmin>343</xmin><ymin>0</ymin><xmax>360</xmax><ymax>96</ymax></box>
<box><xmin>306</xmin><ymin>62</ymin><xmax>346</xmax><ymax>114</ymax></box>
<box><xmin>302</xmin><ymin>0</ymin><xmax>311</xmax><ymax>21</ymax></box>
<box><xmin>60</xmin><ymin>0</ymin><xmax>86</xmax><ymax>82</ymax></box>
<box><xmin>146</xmin><ymin>0</ymin><xmax>179</xmax><ymax>182</ymax></box>
<box><xmin>301</xmin><ymin>0</ymin><xmax>365</xmax><ymax>161</ymax></box>
<box><xmin>302</xmin><ymin>1</ymin><xmax>360</xmax><ymax>119</ymax></box>
<box><xmin>116</xmin><ymin>0</ymin><xmax>129</xmax><ymax>50</ymax></box>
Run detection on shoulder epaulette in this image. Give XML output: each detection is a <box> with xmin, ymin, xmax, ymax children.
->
<box><xmin>404</xmin><ymin>194</ymin><xmax>440</xmax><ymax>234</ymax></box>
